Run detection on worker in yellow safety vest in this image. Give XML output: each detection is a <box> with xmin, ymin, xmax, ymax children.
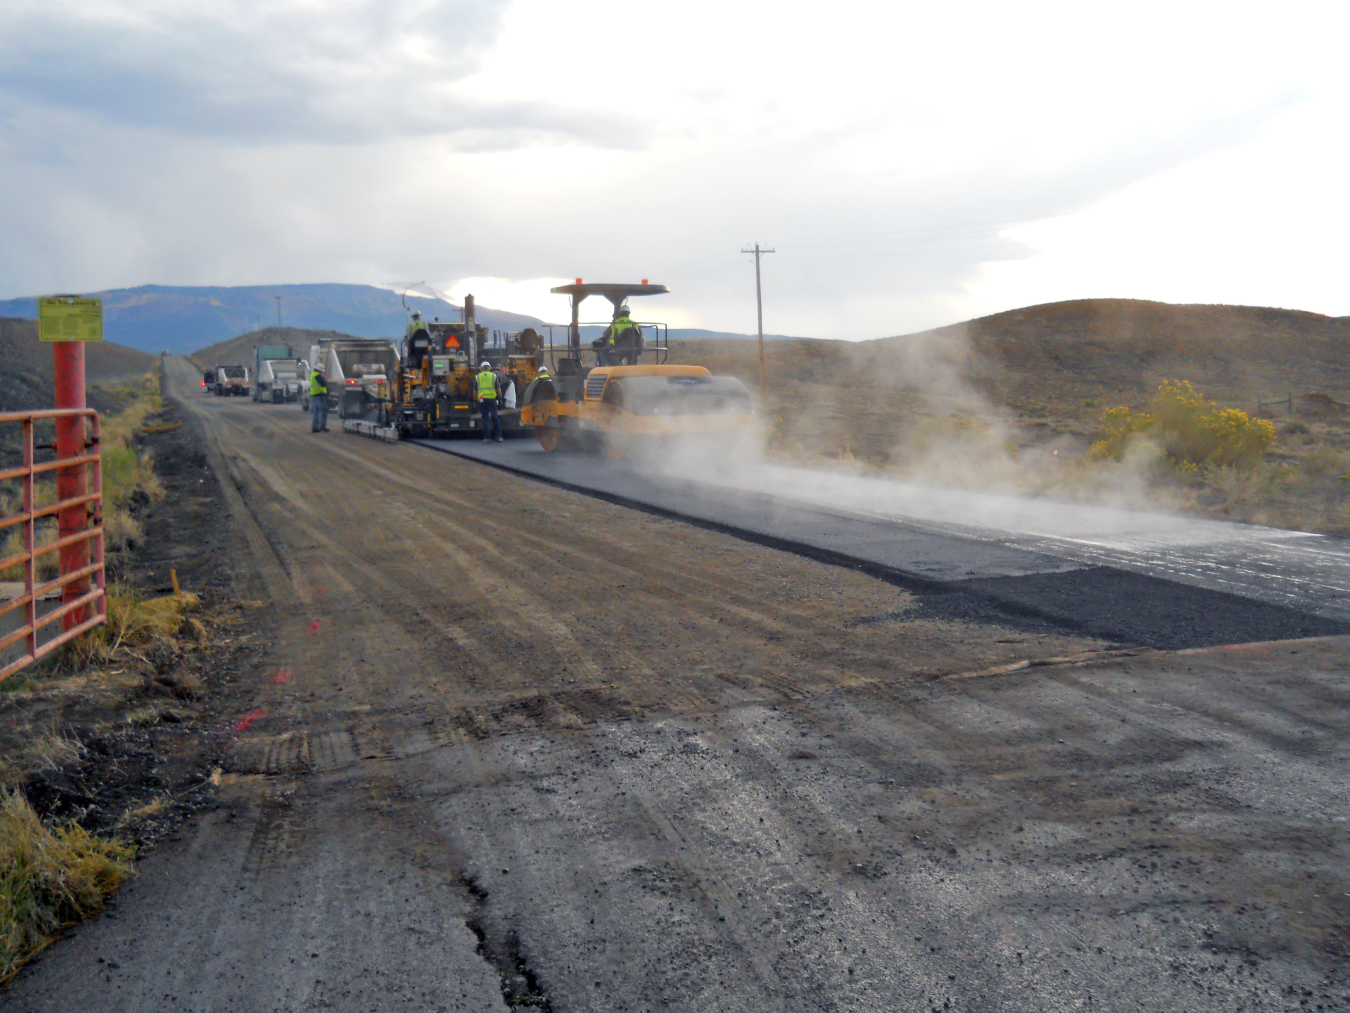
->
<box><xmin>406</xmin><ymin>311</ymin><xmax>429</xmax><ymax>340</ymax></box>
<box><xmin>599</xmin><ymin>304</ymin><xmax>639</xmax><ymax>365</ymax></box>
<box><xmin>308</xmin><ymin>368</ymin><xmax>329</xmax><ymax>433</ymax></box>
<box><xmin>476</xmin><ymin>361</ymin><xmax>504</xmax><ymax>442</ymax></box>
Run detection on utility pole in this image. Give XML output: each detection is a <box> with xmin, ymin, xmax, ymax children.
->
<box><xmin>275</xmin><ymin>295</ymin><xmax>283</xmax><ymax>330</ymax></box>
<box><xmin>741</xmin><ymin>243</ymin><xmax>775</xmax><ymax>403</ymax></box>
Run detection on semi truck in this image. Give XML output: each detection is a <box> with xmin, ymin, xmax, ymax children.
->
<box><xmin>252</xmin><ymin>345</ymin><xmax>307</xmax><ymax>403</ymax></box>
<box><xmin>302</xmin><ymin>338</ymin><xmax>400</xmax><ymax>418</ymax></box>
<box><xmin>212</xmin><ymin>365</ymin><xmax>251</xmax><ymax>396</ymax></box>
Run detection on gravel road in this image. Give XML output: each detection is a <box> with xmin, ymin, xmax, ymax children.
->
<box><xmin>5</xmin><ymin>357</ymin><xmax>1346</xmax><ymax>1012</ymax></box>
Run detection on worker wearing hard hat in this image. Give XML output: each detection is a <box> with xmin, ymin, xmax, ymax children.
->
<box><xmin>598</xmin><ymin>304</ymin><xmax>639</xmax><ymax>365</ymax></box>
<box><xmin>406</xmin><ymin>310</ymin><xmax>429</xmax><ymax>340</ymax></box>
<box><xmin>308</xmin><ymin>367</ymin><xmax>329</xmax><ymax>432</ymax></box>
<box><xmin>476</xmin><ymin>360</ymin><xmax>504</xmax><ymax>442</ymax></box>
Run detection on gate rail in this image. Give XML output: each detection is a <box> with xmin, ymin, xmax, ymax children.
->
<box><xmin>0</xmin><ymin>408</ymin><xmax>105</xmax><ymax>680</ymax></box>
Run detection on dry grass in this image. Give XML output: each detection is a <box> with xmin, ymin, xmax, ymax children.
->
<box><xmin>48</xmin><ymin>585</ymin><xmax>203</xmax><ymax>680</ymax></box>
<box><xmin>100</xmin><ymin>587</ymin><xmax>199</xmax><ymax>657</ymax></box>
<box><xmin>22</xmin><ymin>732</ymin><xmax>85</xmax><ymax>775</ymax></box>
<box><xmin>0</xmin><ymin>790</ymin><xmax>134</xmax><ymax>984</ymax></box>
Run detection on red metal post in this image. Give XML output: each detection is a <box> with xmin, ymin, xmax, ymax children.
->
<box><xmin>53</xmin><ymin>341</ymin><xmax>90</xmax><ymax>630</ymax></box>
<box><xmin>22</xmin><ymin>418</ymin><xmax>36</xmax><ymax>661</ymax></box>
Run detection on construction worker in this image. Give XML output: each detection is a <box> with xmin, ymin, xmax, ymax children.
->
<box><xmin>406</xmin><ymin>311</ymin><xmax>429</xmax><ymax>340</ymax></box>
<box><xmin>309</xmin><ymin>367</ymin><xmax>329</xmax><ymax>432</ymax></box>
<box><xmin>599</xmin><ymin>304</ymin><xmax>639</xmax><ymax>365</ymax></box>
<box><xmin>476</xmin><ymin>360</ymin><xmax>504</xmax><ymax>442</ymax></box>
<box><xmin>536</xmin><ymin>366</ymin><xmax>551</xmax><ymax>380</ymax></box>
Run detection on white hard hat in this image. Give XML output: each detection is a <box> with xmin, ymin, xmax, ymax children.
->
<box><xmin>480</xmin><ymin>361</ymin><xmax>491</xmax><ymax>369</ymax></box>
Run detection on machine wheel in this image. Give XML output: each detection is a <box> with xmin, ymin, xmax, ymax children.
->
<box><xmin>537</xmin><ymin>426</ymin><xmax>562</xmax><ymax>453</ymax></box>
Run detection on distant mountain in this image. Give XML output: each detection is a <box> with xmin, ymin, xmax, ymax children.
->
<box><xmin>0</xmin><ymin>284</ymin><xmax>548</xmax><ymax>356</ymax></box>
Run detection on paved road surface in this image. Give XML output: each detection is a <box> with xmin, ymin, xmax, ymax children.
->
<box><xmin>421</xmin><ymin>436</ymin><xmax>1350</xmax><ymax>625</ymax></box>
<box><xmin>6</xmin><ymin>358</ymin><xmax>1347</xmax><ymax>1012</ymax></box>
<box><xmin>416</xmin><ymin>437</ymin><xmax>1350</xmax><ymax>648</ymax></box>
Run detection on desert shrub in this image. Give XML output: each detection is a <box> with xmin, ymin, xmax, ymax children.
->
<box><xmin>1088</xmin><ymin>406</ymin><xmax>1155</xmax><ymax>461</ymax></box>
<box><xmin>0</xmin><ymin>791</ymin><xmax>134</xmax><ymax>984</ymax></box>
<box><xmin>1090</xmin><ymin>380</ymin><xmax>1274</xmax><ymax>469</ymax></box>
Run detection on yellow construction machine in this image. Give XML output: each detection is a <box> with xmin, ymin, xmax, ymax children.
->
<box><xmin>520</xmin><ymin>282</ymin><xmax>756</xmax><ymax>460</ymax></box>
<box><xmin>380</xmin><ymin>294</ymin><xmax>542</xmax><ymax>438</ymax></box>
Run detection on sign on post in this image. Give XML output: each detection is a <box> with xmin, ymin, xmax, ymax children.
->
<box><xmin>38</xmin><ymin>296</ymin><xmax>103</xmax><ymax>343</ymax></box>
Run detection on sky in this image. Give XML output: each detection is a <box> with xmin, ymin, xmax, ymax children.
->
<box><xmin>2</xmin><ymin>0</ymin><xmax>1346</xmax><ymax>339</ymax></box>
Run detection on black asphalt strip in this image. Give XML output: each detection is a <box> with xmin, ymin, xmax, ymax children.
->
<box><xmin>408</xmin><ymin>436</ymin><xmax>1350</xmax><ymax>650</ymax></box>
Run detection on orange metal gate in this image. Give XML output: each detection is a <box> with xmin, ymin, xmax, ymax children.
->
<box><xmin>0</xmin><ymin>408</ymin><xmax>106</xmax><ymax>680</ymax></box>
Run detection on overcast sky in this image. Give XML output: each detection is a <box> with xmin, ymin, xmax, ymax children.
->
<box><xmin>2</xmin><ymin>0</ymin><xmax>1345</xmax><ymax>338</ymax></box>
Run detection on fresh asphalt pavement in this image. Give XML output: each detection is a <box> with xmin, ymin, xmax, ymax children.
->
<box><xmin>415</xmin><ymin>436</ymin><xmax>1350</xmax><ymax>648</ymax></box>
<box><xmin>5</xmin><ymin>361</ymin><xmax>1347</xmax><ymax>1012</ymax></box>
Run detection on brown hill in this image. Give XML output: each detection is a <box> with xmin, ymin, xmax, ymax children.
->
<box><xmin>0</xmin><ymin>317</ymin><xmax>157</xmax><ymax>414</ymax></box>
<box><xmin>882</xmin><ymin>298</ymin><xmax>1350</xmax><ymax>410</ymax></box>
<box><xmin>666</xmin><ymin>298</ymin><xmax>1350</xmax><ymax>459</ymax></box>
<box><xmin>187</xmin><ymin>327</ymin><xmax>364</xmax><ymax>373</ymax></box>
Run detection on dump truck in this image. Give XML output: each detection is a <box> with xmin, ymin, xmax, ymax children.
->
<box><xmin>253</xmin><ymin>345</ymin><xmax>307</xmax><ymax>403</ymax></box>
<box><xmin>380</xmin><ymin>295</ymin><xmax>540</xmax><ymax>438</ymax></box>
<box><xmin>303</xmin><ymin>338</ymin><xmax>399</xmax><ymax>418</ymax></box>
<box><xmin>520</xmin><ymin>282</ymin><xmax>756</xmax><ymax>460</ymax></box>
<box><xmin>212</xmin><ymin>365</ymin><xmax>251</xmax><ymax>397</ymax></box>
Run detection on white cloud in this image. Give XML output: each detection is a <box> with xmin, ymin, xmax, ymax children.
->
<box><xmin>445</xmin><ymin>276</ymin><xmax>574</xmax><ymax>322</ymax></box>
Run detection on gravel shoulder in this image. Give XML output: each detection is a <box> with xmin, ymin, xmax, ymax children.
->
<box><xmin>3</xmin><ymin>356</ymin><xmax>1346</xmax><ymax>1011</ymax></box>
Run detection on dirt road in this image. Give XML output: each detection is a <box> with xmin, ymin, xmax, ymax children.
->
<box><xmin>5</xmin><ymin>357</ymin><xmax>1347</xmax><ymax>1011</ymax></box>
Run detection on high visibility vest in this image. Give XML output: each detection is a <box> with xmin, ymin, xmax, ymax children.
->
<box><xmin>476</xmin><ymin>370</ymin><xmax>498</xmax><ymax>399</ymax></box>
<box><xmin>407</xmin><ymin>319</ymin><xmax>429</xmax><ymax>339</ymax></box>
<box><xmin>608</xmin><ymin>316</ymin><xmax>635</xmax><ymax>344</ymax></box>
<box><xmin>309</xmin><ymin>371</ymin><xmax>326</xmax><ymax>396</ymax></box>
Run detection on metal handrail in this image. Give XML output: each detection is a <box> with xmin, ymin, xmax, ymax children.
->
<box><xmin>542</xmin><ymin>320</ymin><xmax>670</xmax><ymax>371</ymax></box>
<box><xmin>0</xmin><ymin>408</ymin><xmax>105</xmax><ymax>681</ymax></box>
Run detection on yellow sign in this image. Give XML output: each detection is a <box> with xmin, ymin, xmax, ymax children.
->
<box><xmin>38</xmin><ymin>296</ymin><xmax>103</xmax><ymax>343</ymax></box>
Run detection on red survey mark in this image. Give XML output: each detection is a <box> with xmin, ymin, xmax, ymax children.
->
<box><xmin>232</xmin><ymin>708</ymin><xmax>268</xmax><ymax>733</ymax></box>
<box><xmin>309</xmin><ymin>620</ymin><xmax>321</xmax><ymax>634</ymax></box>
<box><xmin>271</xmin><ymin>669</ymin><xmax>291</xmax><ymax>684</ymax></box>
<box><xmin>316</xmin><ymin>585</ymin><xmax>327</xmax><ymax>596</ymax></box>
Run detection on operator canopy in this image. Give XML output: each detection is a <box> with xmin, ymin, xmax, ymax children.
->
<box><xmin>550</xmin><ymin>282</ymin><xmax>669</xmax><ymax>314</ymax></box>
